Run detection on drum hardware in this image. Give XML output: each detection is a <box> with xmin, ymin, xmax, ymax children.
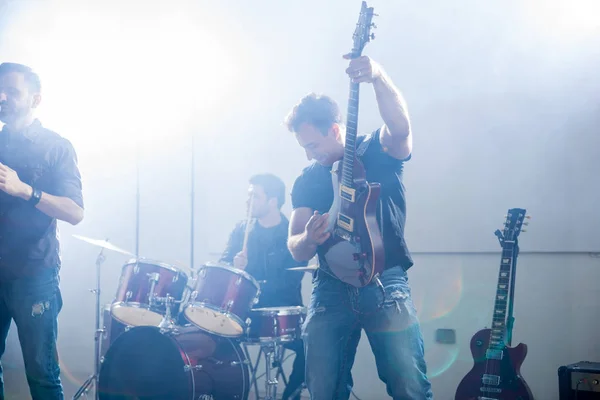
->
<box><xmin>71</xmin><ymin>237</ymin><xmax>110</xmax><ymax>400</ymax></box>
<box><xmin>262</xmin><ymin>342</ymin><xmax>280</xmax><ymax>400</ymax></box>
<box><xmin>230</xmin><ymin>359</ymin><xmax>250</xmax><ymax>366</ymax></box>
<box><xmin>153</xmin><ymin>294</ymin><xmax>183</xmax><ymax>331</ymax></box>
<box><xmin>147</xmin><ymin>272</ymin><xmax>159</xmax><ymax>308</ymax></box>
<box><xmin>183</xmin><ymin>364</ymin><xmax>204</xmax><ymax>372</ymax></box>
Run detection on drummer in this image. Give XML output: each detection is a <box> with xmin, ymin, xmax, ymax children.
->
<box><xmin>220</xmin><ymin>173</ymin><xmax>306</xmax><ymax>400</ymax></box>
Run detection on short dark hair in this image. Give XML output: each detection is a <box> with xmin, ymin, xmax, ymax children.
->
<box><xmin>284</xmin><ymin>92</ymin><xmax>341</xmax><ymax>136</ymax></box>
<box><xmin>249</xmin><ymin>173</ymin><xmax>286</xmax><ymax>209</ymax></box>
<box><xmin>0</xmin><ymin>62</ymin><xmax>41</xmax><ymax>93</ymax></box>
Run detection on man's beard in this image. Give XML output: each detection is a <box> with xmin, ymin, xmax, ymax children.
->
<box><xmin>0</xmin><ymin>105</ymin><xmax>29</xmax><ymax>125</ymax></box>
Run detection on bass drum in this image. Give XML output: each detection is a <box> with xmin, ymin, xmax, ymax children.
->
<box><xmin>98</xmin><ymin>325</ymin><xmax>249</xmax><ymax>400</ymax></box>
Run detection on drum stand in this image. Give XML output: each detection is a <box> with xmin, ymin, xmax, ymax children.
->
<box><xmin>262</xmin><ymin>342</ymin><xmax>279</xmax><ymax>400</ymax></box>
<box><xmin>73</xmin><ymin>246</ymin><xmax>107</xmax><ymax>400</ymax></box>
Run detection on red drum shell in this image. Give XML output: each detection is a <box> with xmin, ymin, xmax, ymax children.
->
<box><xmin>184</xmin><ymin>263</ymin><xmax>260</xmax><ymax>337</ymax></box>
<box><xmin>246</xmin><ymin>306</ymin><xmax>306</xmax><ymax>343</ymax></box>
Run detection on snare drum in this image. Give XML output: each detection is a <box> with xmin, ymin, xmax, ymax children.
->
<box><xmin>183</xmin><ymin>263</ymin><xmax>260</xmax><ymax>337</ymax></box>
<box><xmin>111</xmin><ymin>259</ymin><xmax>188</xmax><ymax>327</ymax></box>
<box><xmin>98</xmin><ymin>325</ymin><xmax>250</xmax><ymax>400</ymax></box>
<box><xmin>246</xmin><ymin>306</ymin><xmax>306</xmax><ymax>343</ymax></box>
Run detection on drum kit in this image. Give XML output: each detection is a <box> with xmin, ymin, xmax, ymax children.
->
<box><xmin>71</xmin><ymin>235</ymin><xmax>311</xmax><ymax>400</ymax></box>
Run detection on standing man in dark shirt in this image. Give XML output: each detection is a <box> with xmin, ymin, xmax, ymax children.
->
<box><xmin>220</xmin><ymin>173</ymin><xmax>306</xmax><ymax>400</ymax></box>
<box><xmin>284</xmin><ymin>55</ymin><xmax>433</xmax><ymax>399</ymax></box>
<box><xmin>0</xmin><ymin>63</ymin><xmax>84</xmax><ymax>400</ymax></box>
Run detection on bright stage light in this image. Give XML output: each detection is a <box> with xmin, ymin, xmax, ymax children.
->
<box><xmin>0</xmin><ymin>0</ymin><xmax>240</xmax><ymax>153</ymax></box>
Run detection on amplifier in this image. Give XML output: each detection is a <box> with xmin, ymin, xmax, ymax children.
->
<box><xmin>559</xmin><ymin>361</ymin><xmax>600</xmax><ymax>400</ymax></box>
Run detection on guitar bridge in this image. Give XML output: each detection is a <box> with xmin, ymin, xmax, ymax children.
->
<box><xmin>335</xmin><ymin>227</ymin><xmax>352</xmax><ymax>241</ymax></box>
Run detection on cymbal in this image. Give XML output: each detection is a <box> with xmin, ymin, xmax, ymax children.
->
<box><xmin>287</xmin><ymin>265</ymin><xmax>318</xmax><ymax>272</ymax></box>
<box><xmin>72</xmin><ymin>234</ymin><xmax>135</xmax><ymax>256</ymax></box>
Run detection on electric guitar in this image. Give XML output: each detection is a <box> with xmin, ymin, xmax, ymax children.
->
<box><xmin>455</xmin><ymin>208</ymin><xmax>534</xmax><ymax>400</ymax></box>
<box><xmin>321</xmin><ymin>1</ymin><xmax>385</xmax><ymax>288</ymax></box>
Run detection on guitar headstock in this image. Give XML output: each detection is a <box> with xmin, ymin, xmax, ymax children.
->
<box><xmin>349</xmin><ymin>1</ymin><xmax>376</xmax><ymax>58</ymax></box>
<box><xmin>501</xmin><ymin>208</ymin><xmax>530</xmax><ymax>243</ymax></box>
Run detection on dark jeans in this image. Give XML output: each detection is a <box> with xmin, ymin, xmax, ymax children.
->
<box><xmin>0</xmin><ymin>268</ymin><xmax>64</xmax><ymax>400</ymax></box>
<box><xmin>302</xmin><ymin>266</ymin><xmax>433</xmax><ymax>400</ymax></box>
<box><xmin>281</xmin><ymin>339</ymin><xmax>306</xmax><ymax>400</ymax></box>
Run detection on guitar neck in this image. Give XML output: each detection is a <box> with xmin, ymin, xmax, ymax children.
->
<box><xmin>489</xmin><ymin>241</ymin><xmax>518</xmax><ymax>351</ymax></box>
<box><xmin>341</xmin><ymin>80</ymin><xmax>360</xmax><ymax>188</ymax></box>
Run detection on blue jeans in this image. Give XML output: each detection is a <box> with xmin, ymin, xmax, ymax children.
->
<box><xmin>0</xmin><ymin>268</ymin><xmax>64</xmax><ymax>400</ymax></box>
<box><xmin>302</xmin><ymin>266</ymin><xmax>433</xmax><ymax>400</ymax></box>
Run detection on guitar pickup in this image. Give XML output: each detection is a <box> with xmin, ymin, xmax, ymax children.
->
<box><xmin>337</xmin><ymin>213</ymin><xmax>354</xmax><ymax>232</ymax></box>
<box><xmin>482</xmin><ymin>374</ymin><xmax>500</xmax><ymax>386</ymax></box>
<box><xmin>340</xmin><ymin>185</ymin><xmax>356</xmax><ymax>202</ymax></box>
<box><xmin>485</xmin><ymin>349</ymin><xmax>503</xmax><ymax>360</ymax></box>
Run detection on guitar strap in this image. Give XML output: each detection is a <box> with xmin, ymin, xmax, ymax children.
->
<box><xmin>355</xmin><ymin>132</ymin><xmax>386</xmax><ymax>237</ymax></box>
<box><xmin>355</xmin><ymin>133</ymin><xmax>371</xmax><ymax>158</ymax></box>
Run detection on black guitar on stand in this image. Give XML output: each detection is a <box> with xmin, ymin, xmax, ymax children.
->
<box><xmin>321</xmin><ymin>1</ymin><xmax>385</xmax><ymax>288</ymax></box>
<box><xmin>455</xmin><ymin>208</ymin><xmax>534</xmax><ymax>400</ymax></box>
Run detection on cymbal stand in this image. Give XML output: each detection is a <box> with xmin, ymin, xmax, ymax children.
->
<box><xmin>73</xmin><ymin>244</ymin><xmax>107</xmax><ymax>400</ymax></box>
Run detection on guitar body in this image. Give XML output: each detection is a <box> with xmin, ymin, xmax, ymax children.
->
<box><xmin>321</xmin><ymin>155</ymin><xmax>385</xmax><ymax>287</ymax></box>
<box><xmin>455</xmin><ymin>328</ymin><xmax>534</xmax><ymax>400</ymax></box>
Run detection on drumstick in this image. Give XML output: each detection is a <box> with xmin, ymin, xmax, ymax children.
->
<box><xmin>242</xmin><ymin>193</ymin><xmax>254</xmax><ymax>253</ymax></box>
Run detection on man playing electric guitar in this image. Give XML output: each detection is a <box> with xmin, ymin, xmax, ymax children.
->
<box><xmin>285</xmin><ymin>54</ymin><xmax>433</xmax><ymax>399</ymax></box>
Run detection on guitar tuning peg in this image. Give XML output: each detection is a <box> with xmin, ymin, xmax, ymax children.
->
<box><xmin>523</xmin><ymin>222</ymin><xmax>529</xmax><ymax>226</ymax></box>
<box><xmin>525</xmin><ymin>215</ymin><xmax>532</xmax><ymax>219</ymax></box>
<box><xmin>371</xmin><ymin>23</ymin><xmax>377</xmax><ymax>28</ymax></box>
<box><xmin>521</xmin><ymin>229</ymin><xmax>527</xmax><ymax>233</ymax></box>
<box><xmin>370</xmin><ymin>33</ymin><xmax>376</xmax><ymax>40</ymax></box>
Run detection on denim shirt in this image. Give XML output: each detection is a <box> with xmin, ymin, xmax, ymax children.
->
<box><xmin>220</xmin><ymin>213</ymin><xmax>306</xmax><ymax>308</ymax></box>
<box><xmin>0</xmin><ymin>119</ymin><xmax>83</xmax><ymax>281</ymax></box>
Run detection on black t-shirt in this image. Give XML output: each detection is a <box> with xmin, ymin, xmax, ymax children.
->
<box><xmin>219</xmin><ymin>215</ymin><xmax>305</xmax><ymax>308</ymax></box>
<box><xmin>0</xmin><ymin>119</ymin><xmax>84</xmax><ymax>282</ymax></box>
<box><xmin>291</xmin><ymin>128</ymin><xmax>414</xmax><ymax>271</ymax></box>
